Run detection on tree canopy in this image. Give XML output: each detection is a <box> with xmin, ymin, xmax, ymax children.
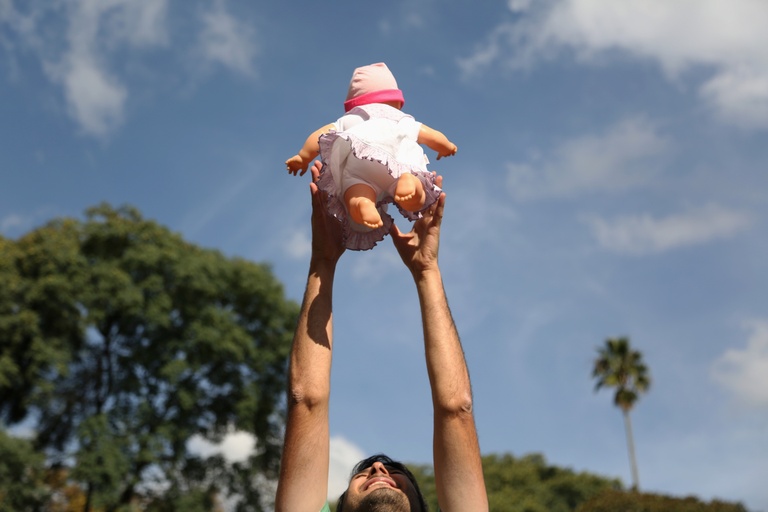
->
<box><xmin>593</xmin><ymin>337</ymin><xmax>651</xmax><ymax>413</ymax></box>
<box><xmin>0</xmin><ymin>429</ymin><xmax>49</xmax><ymax>511</ymax></box>
<box><xmin>329</xmin><ymin>452</ymin><xmax>749</xmax><ymax>512</ymax></box>
<box><xmin>0</xmin><ymin>204</ymin><xmax>298</xmax><ymax>511</ymax></box>
<box><xmin>406</xmin><ymin>453</ymin><xmax>621</xmax><ymax>512</ymax></box>
<box><xmin>576</xmin><ymin>489</ymin><xmax>749</xmax><ymax>512</ymax></box>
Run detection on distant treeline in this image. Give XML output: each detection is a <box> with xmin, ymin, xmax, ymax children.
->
<box><xmin>329</xmin><ymin>452</ymin><xmax>749</xmax><ymax>512</ymax></box>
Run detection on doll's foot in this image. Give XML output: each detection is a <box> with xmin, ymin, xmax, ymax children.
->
<box><xmin>394</xmin><ymin>173</ymin><xmax>426</xmax><ymax>212</ymax></box>
<box><xmin>348</xmin><ymin>197</ymin><xmax>383</xmax><ymax>229</ymax></box>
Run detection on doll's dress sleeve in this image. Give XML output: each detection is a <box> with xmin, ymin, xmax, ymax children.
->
<box><xmin>316</xmin><ymin>104</ymin><xmax>441</xmax><ymax>251</ymax></box>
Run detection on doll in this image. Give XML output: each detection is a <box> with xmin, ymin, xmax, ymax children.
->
<box><xmin>286</xmin><ymin>62</ymin><xmax>457</xmax><ymax>250</ymax></box>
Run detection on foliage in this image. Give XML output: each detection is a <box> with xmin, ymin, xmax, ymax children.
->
<box><xmin>45</xmin><ymin>466</ymin><xmax>94</xmax><ymax>512</ymax></box>
<box><xmin>0</xmin><ymin>429</ymin><xmax>49</xmax><ymax>512</ymax></box>
<box><xmin>352</xmin><ymin>453</ymin><xmax>748</xmax><ymax>512</ymax></box>
<box><xmin>593</xmin><ymin>337</ymin><xmax>651</xmax><ymax>413</ymax></box>
<box><xmin>409</xmin><ymin>452</ymin><xmax>621</xmax><ymax>512</ymax></box>
<box><xmin>576</xmin><ymin>489</ymin><xmax>749</xmax><ymax>512</ymax></box>
<box><xmin>0</xmin><ymin>204</ymin><xmax>299</xmax><ymax>511</ymax></box>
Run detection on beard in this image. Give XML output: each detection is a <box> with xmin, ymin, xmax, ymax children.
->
<box><xmin>355</xmin><ymin>487</ymin><xmax>412</xmax><ymax>512</ymax></box>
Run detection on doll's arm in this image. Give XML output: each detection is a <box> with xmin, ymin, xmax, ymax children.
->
<box><xmin>418</xmin><ymin>125</ymin><xmax>458</xmax><ymax>160</ymax></box>
<box><xmin>286</xmin><ymin>123</ymin><xmax>335</xmax><ymax>176</ymax></box>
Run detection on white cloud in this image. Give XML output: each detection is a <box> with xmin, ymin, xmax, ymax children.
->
<box><xmin>507</xmin><ymin>117</ymin><xmax>667</xmax><ymax>199</ymax></box>
<box><xmin>54</xmin><ymin>54</ymin><xmax>127</xmax><ymax>136</ymax></box>
<box><xmin>584</xmin><ymin>204</ymin><xmax>751</xmax><ymax>255</ymax></box>
<box><xmin>458</xmin><ymin>24</ymin><xmax>513</xmax><ymax>77</ymax></box>
<box><xmin>56</xmin><ymin>0</ymin><xmax>168</xmax><ymax>136</ymax></box>
<box><xmin>284</xmin><ymin>228</ymin><xmax>311</xmax><ymax>260</ymax></box>
<box><xmin>198</xmin><ymin>0</ymin><xmax>258</xmax><ymax>77</ymax></box>
<box><xmin>1</xmin><ymin>213</ymin><xmax>26</xmax><ymax>232</ymax></box>
<box><xmin>0</xmin><ymin>4</ymin><xmax>40</xmax><ymax>83</ymax></box>
<box><xmin>101</xmin><ymin>0</ymin><xmax>168</xmax><ymax>48</ymax></box>
<box><xmin>0</xmin><ymin>1</ymin><xmax>40</xmax><ymax>50</ymax></box>
<box><xmin>1</xmin><ymin>0</ymin><xmax>169</xmax><ymax>136</ymax></box>
<box><xmin>700</xmin><ymin>66</ymin><xmax>768</xmax><ymax>128</ymax></box>
<box><xmin>328</xmin><ymin>435</ymin><xmax>366</xmax><ymax>500</ymax></box>
<box><xmin>403</xmin><ymin>12</ymin><xmax>424</xmax><ymax>29</ymax></box>
<box><xmin>508</xmin><ymin>0</ymin><xmax>532</xmax><ymax>13</ymax></box>
<box><xmin>2</xmin><ymin>0</ymin><xmax>263</xmax><ymax>136</ymax></box>
<box><xmin>460</xmin><ymin>0</ymin><xmax>768</xmax><ymax>128</ymax></box>
<box><xmin>378</xmin><ymin>0</ymin><xmax>437</xmax><ymax>35</ymax></box>
<box><xmin>712</xmin><ymin>320</ymin><xmax>768</xmax><ymax>407</ymax></box>
<box><xmin>187</xmin><ymin>430</ymin><xmax>255</xmax><ymax>463</ymax></box>
<box><xmin>0</xmin><ymin>210</ymin><xmax>56</xmax><ymax>236</ymax></box>
<box><xmin>349</xmin><ymin>242</ymin><xmax>402</xmax><ymax>282</ymax></box>
<box><xmin>188</xmin><ymin>431</ymin><xmax>364</xmax><ymax>502</ymax></box>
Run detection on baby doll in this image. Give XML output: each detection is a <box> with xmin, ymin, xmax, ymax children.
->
<box><xmin>286</xmin><ymin>62</ymin><xmax>457</xmax><ymax>250</ymax></box>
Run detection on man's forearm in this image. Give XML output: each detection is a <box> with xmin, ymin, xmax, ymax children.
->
<box><xmin>416</xmin><ymin>268</ymin><xmax>473</xmax><ymax>413</ymax></box>
<box><xmin>416</xmin><ymin>268</ymin><xmax>489</xmax><ymax>511</ymax></box>
<box><xmin>276</xmin><ymin>258</ymin><xmax>336</xmax><ymax>511</ymax></box>
<box><xmin>289</xmin><ymin>258</ymin><xmax>336</xmax><ymax>401</ymax></box>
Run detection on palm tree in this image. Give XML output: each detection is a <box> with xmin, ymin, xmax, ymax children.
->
<box><xmin>592</xmin><ymin>337</ymin><xmax>651</xmax><ymax>491</ymax></box>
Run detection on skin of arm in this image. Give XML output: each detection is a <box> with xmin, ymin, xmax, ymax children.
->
<box><xmin>275</xmin><ymin>162</ymin><xmax>345</xmax><ymax>512</ymax></box>
<box><xmin>286</xmin><ymin>124</ymin><xmax>336</xmax><ymax>176</ymax></box>
<box><xmin>390</xmin><ymin>188</ymin><xmax>489</xmax><ymax>512</ymax></box>
<box><xmin>417</xmin><ymin>125</ymin><xmax>458</xmax><ymax>160</ymax></box>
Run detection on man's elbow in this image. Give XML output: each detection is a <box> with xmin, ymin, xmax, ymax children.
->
<box><xmin>287</xmin><ymin>384</ymin><xmax>329</xmax><ymax>411</ymax></box>
<box><xmin>436</xmin><ymin>392</ymin><xmax>475</xmax><ymax>418</ymax></box>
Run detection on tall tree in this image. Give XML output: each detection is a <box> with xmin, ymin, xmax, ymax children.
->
<box><xmin>592</xmin><ymin>337</ymin><xmax>650</xmax><ymax>491</ymax></box>
<box><xmin>0</xmin><ymin>204</ymin><xmax>298</xmax><ymax>511</ymax></box>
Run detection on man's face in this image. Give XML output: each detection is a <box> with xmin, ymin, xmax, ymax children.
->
<box><xmin>341</xmin><ymin>461</ymin><xmax>421</xmax><ymax>512</ymax></box>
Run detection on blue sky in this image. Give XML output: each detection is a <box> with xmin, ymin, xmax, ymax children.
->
<box><xmin>2</xmin><ymin>0</ymin><xmax>767</xmax><ymax>509</ymax></box>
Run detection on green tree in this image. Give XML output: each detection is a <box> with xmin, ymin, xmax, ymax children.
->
<box><xmin>0</xmin><ymin>204</ymin><xmax>299</xmax><ymax>511</ymax></box>
<box><xmin>592</xmin><ymin>337</ymin><xmax>651</xmax><ymax>491</ymax></box>
<box><xmin>408</xmin><ymin>453</ymin><xmax>621</xmax><ymax>512</ymax></box>
<box><xmin>576</xmin><ymin>489</ymin><xmax>748</xmax><ymax>512</ymax></box>
<box><xmin>0</xmin><ymin>429</ymin><xmax>50</xmax><ymax>511</ymax></box>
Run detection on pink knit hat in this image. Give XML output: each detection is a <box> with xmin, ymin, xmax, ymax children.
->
<box><xmin>343</xmin><ymin>63</ymin><xmax>405</xmax><ymax>112</ymax></box>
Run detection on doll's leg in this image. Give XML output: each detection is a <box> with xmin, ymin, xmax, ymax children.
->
<box><xmin>394</xmin><ymin>173</ymin><xmax>426</xmax><ymax>213</ymax></box>
<box><xmin>345</xmin><ymin>183</ymin><xmax>383</xmax><ymax>228</ymax></box>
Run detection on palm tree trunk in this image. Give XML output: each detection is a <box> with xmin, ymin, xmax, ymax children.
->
<box><xmin>623</xmin><ymin>409</ymin><xmax>640</xmax><ymax>490</ymax></box>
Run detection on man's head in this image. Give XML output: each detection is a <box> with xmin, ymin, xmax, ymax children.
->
<box><xmin>336</xmin><ymin>454</ymin><xmax>428</xmax><ymax>512</ymax></box>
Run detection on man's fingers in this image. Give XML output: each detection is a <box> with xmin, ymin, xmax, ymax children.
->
<box><xmin>310</xmin><ymin>160</ymin><xmax>323</xmax><ymax>182</ymax></box>
<box><xmin>432</xmin><ymin>193</ymin><xmax>446</xmax><ymax>225</ymax></box>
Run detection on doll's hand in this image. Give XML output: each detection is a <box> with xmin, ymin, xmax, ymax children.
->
<box><xmin>286</xmin><ymin>155</ymin><xmax>309</xmax><ymax>176</ymax></box>
<box><xmin>435</xmin><ymin>143</ymin><xmax>457</xmax><ymax>160</ymax></box>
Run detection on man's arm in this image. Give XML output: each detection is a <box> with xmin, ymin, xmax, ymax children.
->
<box><xmin>391</xmin><ymin>190</ymin><xmax>489</xmax><ymax>512</ymax></box>
<box><xmin>275</xmin><ymin>163</ymin><xmax>345</xmax><ymax>512</ymax></box>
